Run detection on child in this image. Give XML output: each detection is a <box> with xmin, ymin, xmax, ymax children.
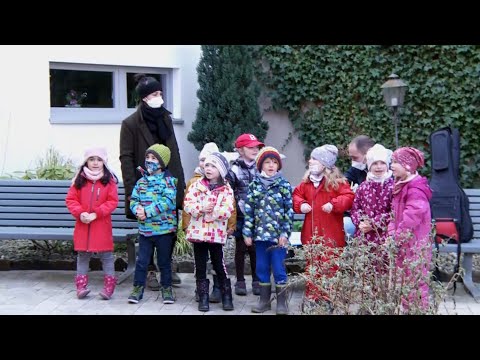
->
<box><xmin>226</xmin><ymin>133</ymin><xmax>264</xmax><ymax>296</ymax></box>
<box><xmin>183</xmin><ymin>152</ymin><xmax>235</xmax><ymax>312</ymax></box>
<box><xmin>65</xmin><ymin>147</ymin><xmax>119</xmax><ymax>300</ymax></box>
<box><xmin>243</xmin><ymin>146</ymin><xmax>294</xmax><ymax>315</ymax></box>
<box><xmin>351</xmin><ymin>144</ymin><xmax>394</xmax><ymax>244</ymax></box>
<box><xmin>292</xmin><ymin>145</ymin><xmax>354</xmax><ymax>304</ymax></box>
<box><xmin>127</xmin><ymin>144</ymin><xmax>178</xmax><ymax>304</ymax></box>
<box><xmin>388</xmin><ymin>147</ymin><xmax>432</xmax><ymax>310</ymax></box>
<box><xmin>182</xmin><ymin>142</ymin><xmax>237</xmax><ymax>303</ymax></box>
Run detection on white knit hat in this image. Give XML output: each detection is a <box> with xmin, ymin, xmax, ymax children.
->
<box><xmin>199</xmin><ymin>142</ymin><xmax>219</xmax><ymax>160</ymax></box>
<box><xmin>205</xmin><ymin>152</ymin><xmax>230</xmax><ymax>179</ymax></box>
<box><xmin>311</xmin><ymin>145</ymin><xmax>338</xmax><ymax>168</ymax></box>
<box><xmin>366</xmin><ymin>144</ymin><xmax>393</xmax><ymax>170</ymax></box>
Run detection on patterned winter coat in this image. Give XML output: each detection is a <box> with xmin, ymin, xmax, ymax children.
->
<box><xmin>350</xmin><ymin>177</ymin><xmax>394</xmax><ymax>243</ymax></box>
<box><xmin>130</xmin><ymin>171</ymin><xmax>177</xmax><ymax>237</ymax></box>
<box><xmin>293</xmin><ymin>179</ymin><xmax>354</xmax><ymax>247</ymax></box>
<box><xmin>242</xmin><ymin>175</ymin><xmax>294</xmax><ymax>244</ymax></box>
<box><xmin>65</xmin><ymin>178</ymin><xmax>119</xmax><ymax>252</ymax></box>
<box><xmin>182</xmin><ymin>170</ymin><xmax>237</xmax><ymax>232</ymax></box>
<box><xmin>183</xmin><ymin>178</ymin><xmax>234</xmax><ymax>245</ymax></box>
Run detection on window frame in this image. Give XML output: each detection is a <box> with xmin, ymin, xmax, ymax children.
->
<box><xmin>49</xmin><ymin>62</ymin><xmax>178</xmax><ymax>124</ymax></box>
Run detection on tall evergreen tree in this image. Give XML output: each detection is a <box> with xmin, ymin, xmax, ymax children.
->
<box><xmin>188</xmin><ymin>45</ymin><xmax>268</xmax><ymax>151</ymax></box>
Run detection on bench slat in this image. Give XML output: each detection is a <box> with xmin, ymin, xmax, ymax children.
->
<box><xmin>0</xmin><ymin>193</ymin><xmax>126</xmax><ymax>201</ymax></box>
<box><xmin>0</xmin><ymin>207</ymin><xmax>128</xmax><ymax>215</ymax></box>
<box><xmin>0</xmin><ymin>227</ymin><xmax>136</xmax><ymax>241</ymax></box>
<box><xmin>0</xmin><ymin>219</ymin><xmax>137</xmax><ymax>228</ymax></box>
<box><xmin>465</xmin><ymin>189</ymin><xmax>480</xmax><ymax>196</ymax></box>
<box><xmin>0</xmin><ymin>213</ymin><xmax>136</xmax><ymax>222</ymax></box>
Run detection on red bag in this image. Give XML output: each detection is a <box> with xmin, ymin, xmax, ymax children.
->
<box><xmin>433</xmin><ymin>218</ymin><xmax>459</xmax><ymax>244</ymax></box>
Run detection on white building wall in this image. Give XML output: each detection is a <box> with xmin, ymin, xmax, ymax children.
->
<box><xmin>0</xmin><ymin>45</ymin><xmax>201</xmax><ymax>182</ymax></box>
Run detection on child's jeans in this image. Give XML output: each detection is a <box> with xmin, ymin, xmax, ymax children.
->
<box><xmin>255</xmin><ymin>241</ymin><xmax>287</xmax><ymax>285</ymax></box>
<box><xmin>134</xmin><ymin>233</ymin><xmax>174</xmax><ymax>288</ymax></box>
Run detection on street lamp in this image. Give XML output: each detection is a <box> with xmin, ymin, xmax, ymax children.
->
<box><xmin>381</xmin><ymin>73</ymin><xmax>408</xmax><ymax>148</ymax></box>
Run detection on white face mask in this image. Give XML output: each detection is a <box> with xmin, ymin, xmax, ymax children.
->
<box><xmin>146</xmin><ymin>96</ymin><xmax>164</xmax><ymax>108</ymax></box>
<box><xmin>309</xmin><ymin>164</ymin><xmax>324</xmax><ymax>175</ymax></box>
<box><xmin>351</xmin><ymin>161</ymin><xmax>366</xmax><ymax>171</ymax></box>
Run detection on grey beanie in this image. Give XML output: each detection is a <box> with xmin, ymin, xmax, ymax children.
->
<box><xmin>311</xmin><ymin>145</ymin><xmax>338</xmax><ymax>168</ymax></box>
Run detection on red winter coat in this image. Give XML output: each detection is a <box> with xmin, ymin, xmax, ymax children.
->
<box><xmin>65</xmin><ymin>179</ymin><xmax>119</xmax><ymax>252</ymax></box>
<box><xmin>293</xmin><ymin>179</ymin><xmax>354</xmax><ymax>247</ymax></box>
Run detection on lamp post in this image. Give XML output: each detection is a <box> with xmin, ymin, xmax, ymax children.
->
<box><xmin>381</xmin><ymin>74</ymin><xmax>408</xmax><ymax>148</ymax></box>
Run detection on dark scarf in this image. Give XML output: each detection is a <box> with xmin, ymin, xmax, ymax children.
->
<box><xmin>141</xmin><ymin>103</ymin><xmax>172</xmax><ymax>143</ymax></box>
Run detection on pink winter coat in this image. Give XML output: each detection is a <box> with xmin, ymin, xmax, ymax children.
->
<box><xmin>351</xmin><ymin>177</ymin><xmax>394</xmax><ymax>244</ymax></box>
<box><xmin>388</xmin><ymin>175</ymin><xmax>432</xmax><ymax>245</ymax></box>
<box><xmin>65</xmin><ymin>179</ymin><xmax>119</xmax><ymax>252</ymax></box>
<box><xmin>388</xmin><ymin>175</ymin><xmax>432</xmax><ymax>310</ymax></box>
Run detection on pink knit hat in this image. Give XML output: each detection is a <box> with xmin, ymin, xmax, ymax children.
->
<box><xmin>392</xmin><ymin>147</ymin><xmax>425</xmax><ymax>173</ymax></box>
<box><xmin>83</xmin><ymin>146</ymin><xmax>108</xmax><ymax>164</ymax></box>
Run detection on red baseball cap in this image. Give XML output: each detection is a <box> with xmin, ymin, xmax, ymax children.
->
<box><xmin>234</xmin><ymin>134</ymin><xmax>265</xmax><ymax>149</ymax></box>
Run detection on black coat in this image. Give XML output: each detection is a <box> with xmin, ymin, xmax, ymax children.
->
<box><xmin>119</xmin><ymin>107</ymin><xmax>185</xmax><ymax>219</ymax></box>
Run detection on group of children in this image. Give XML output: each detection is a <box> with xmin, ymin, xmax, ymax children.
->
<box><xmin>65</xmin><ymin>133</ymin><xmax>433</xmax><ymax>314</ymax></box>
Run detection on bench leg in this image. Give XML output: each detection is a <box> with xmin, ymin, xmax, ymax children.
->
<box><xmin>117</xmin><ymin>234</ymin><xmax>137</xmax><ymax>285</ymax></box>
<box><xmin>462</xmin><ymin>254</ymin><xmax>480</xmax><ymax>300</ymax></box>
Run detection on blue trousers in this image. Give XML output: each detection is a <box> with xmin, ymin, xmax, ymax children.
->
<box><xmin>255</xmin><ymin>241</ymin><xmax>287</xmax><ymax>285</ymax></box>
<box><xmin>134</xmin><ymin>233</ymin><xmax>174</xmax><ymax>288</ymax></box>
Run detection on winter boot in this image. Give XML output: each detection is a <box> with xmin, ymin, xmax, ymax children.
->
<box><xmin>209</xmin><ymin>274</ymin><xmax>221</xmax><ymax>303</ymax></box>
<box><xmin>252</xmin><ymin>281</ymin><xmax>261</xmax><ymax>296</ymax></box>
<box><xmin>251</xmin><ymin>283</ymin><xmax>272</xmax><ymax>313</ymax></box>
<box><xmin>234</xmin><ymin>280</ymin><xmax>247</xmax><ymax>296</ymax></box>
<box><xmin>221</xmin><ymin>278</ymin><xmax>234</xmax><ymax>311</ymax></box>
<box><xmin>75</xmin><ymin>274</ymin><xmax>90</xmax><ymax>299</ymax></box>
<box><xmin>275</xmin><ymin>284</ymin><xmax>289</xmax><ymax>315</ymax></box>
<box><xmin>197</xmin><ymin>279</ymin><xmax>210</xmax><ymax>312</ymax></box>
<box><xmin>99</xmin><ymin>275</ymin><xmax>117</xmax><ymax>300</ymax></box>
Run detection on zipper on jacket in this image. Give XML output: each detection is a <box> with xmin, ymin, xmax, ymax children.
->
<box><xmin>87</xmin><ymin>181</ymin><xmax>95</xmax><ymax>251</ymax></box>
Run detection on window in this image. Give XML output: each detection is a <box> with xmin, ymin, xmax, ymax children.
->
<box><xmin>49</xmin><ymin>63</ymin><xmax>175</xmax><ymax>124</ymax></box>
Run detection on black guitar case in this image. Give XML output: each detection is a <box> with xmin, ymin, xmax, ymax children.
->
<box><xmin>429</xmin><ymin>126</ymin><xmax>473</xmax><ymax>285</ymax></box>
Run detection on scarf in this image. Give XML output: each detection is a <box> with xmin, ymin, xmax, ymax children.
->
<box><xmin>82</xmin><ymin>166</ymin><xmax>104</xmax><ymax>181</ymax></box>
<box><xmin>393</xmin><ymin>172</ymin><xmax>418</xmax><ymax>195</ymax></box>
<box><xmin>309</xmin><ymin>173</ymin><xmax>324</xmax><ymax>188</ymax></box>
<box><xmin>366</xmin><ymin>170</ymin><xmax>393</xmax><ymax>184</ymax></box>
<box><xmin>141</xmin><ymin>103</ymin><xmax>172</xmax><ymax>143</ymax></box>
<box><xmin>259</xmin><ymin>172</ymin><xmax>281</xmax><ymax>189</ymax></box>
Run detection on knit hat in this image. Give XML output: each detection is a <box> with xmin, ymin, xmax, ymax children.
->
<box><xmin>135</xmin><ymin>74</ymin><xmax>162</xmax><ymax>99</ymax></box>
<box><xmin>205</xmin><ymin>152</ymin><xmax>230</xmax><ymax>179</ymax></box>
<box><xmin>392</xmin><ymin>147</ymin><xmax>425</xmax><ymax>173</ymax></box>
<box><xmin>366</xmin><ymin>144</ymin><xmax>393</xmax><ymax>170</ymax></box>
<box><xmin>83</xmin><ymin>146</ymin><xmax>108</xmax><ymax>164</ymax></box>
<box><xmin>234</xmin><ymin>133</ymin><xmax>265</xmax><ymax>149</ymax></box>
<box><xmin>311</xmin><ymin>145</ymin><xmax>338</xmax><ymax>168</ymax></box>
<box><xmin>146</xmin><ymin>144</ymin><xmax>171</xmax><ymax>169</ymax></box>
<box><xmin>73</xmin><ymin>146</ymin><xmax>117</xmax><ymax>184</ymax></box>
<box><xmin>199</xmin><ymin>142</ymin><xmax>219</xmax><ymax>160</ymax></box>
<box><xmin>256</xmin><ymin>146</ymin><xmax>282</xmax><ymax>172</ymax></box>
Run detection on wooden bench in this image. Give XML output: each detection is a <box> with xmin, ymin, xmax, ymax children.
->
<box><xmin>437</xmin><ymin>189</ymin><xmax>480</xmax><ymax>299</ymax></box>
<box><xmin>291</xmin><ymin>189</ymin><xmax>480</xmax><ymax>299</ymax></box>
<box><xmin>0</xmin><ymin>179</ymin><xmax>138</xmax><ymax>284</ymax></box>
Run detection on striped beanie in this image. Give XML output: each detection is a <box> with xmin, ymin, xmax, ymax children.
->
<box><xmin>256</xmin><ymin>146</ymin><xmax>282</xmax><ymax>172</ymax></box>
<box><xmin>205</xmin><ymin>152</ymin><xmax>230</xmax><ymax>179</ymax></box>
<box><xmin>146</xmin><ymin>143</ymin><xmax>171</xmax><ymax>169</ymax></box>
